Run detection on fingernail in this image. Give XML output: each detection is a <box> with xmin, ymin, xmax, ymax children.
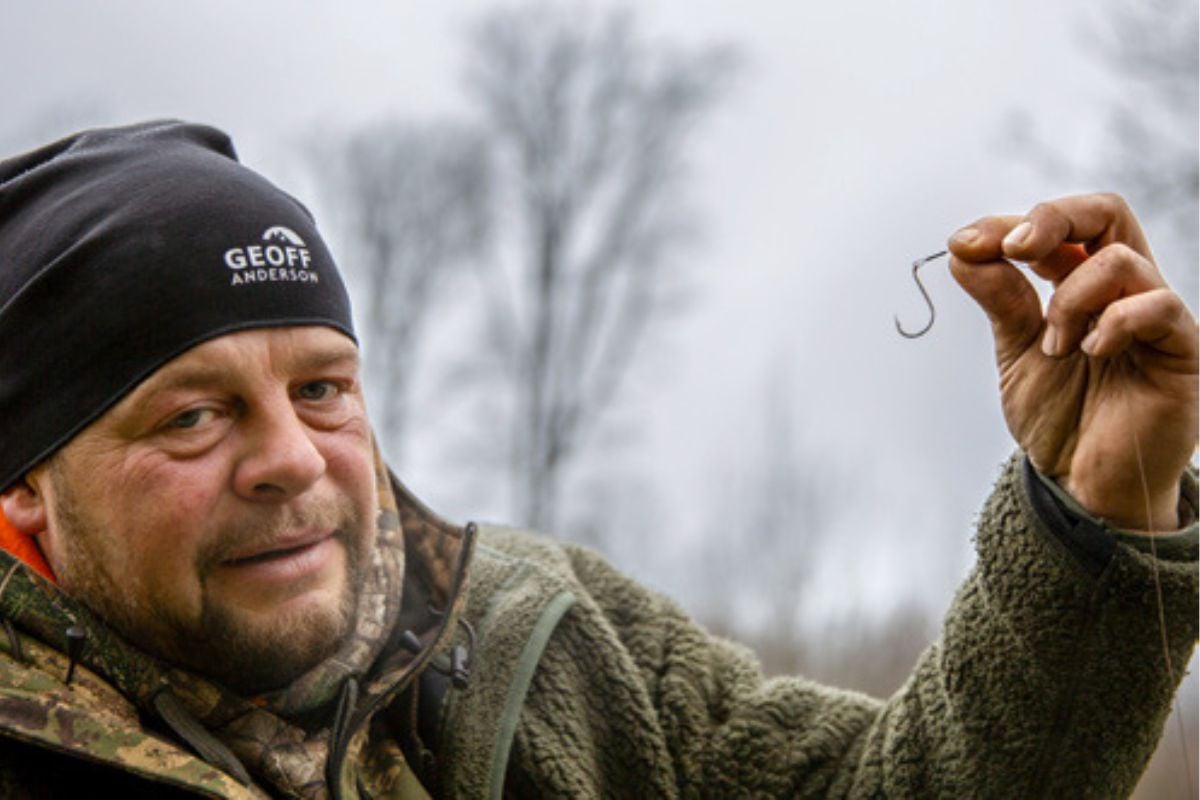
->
<box><xmin>951</xmin><ymin>227</ymin><xmax>980</xmax><ymax>246</ymax></box>
<box><xmin>1041</xmin><ymin>325</ymin><xmax>1060</xmax><ymax>357</ymax></box>
<box><xmin>1081</xmin><ymin>329</ymin><xmax>1100</xmax><ymax>355</ymax></box>
<box><xmin>1003</xmin><ymin>221</ymin><xmax>1032</xmax><ymax>249</ymax></box>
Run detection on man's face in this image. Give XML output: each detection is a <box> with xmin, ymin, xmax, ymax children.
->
<box><xmin>27</xmin><ymin>327</ymin><xmax>377</xmax><ymax>693</ymax></box>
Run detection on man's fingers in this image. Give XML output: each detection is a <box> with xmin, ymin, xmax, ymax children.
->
<box><xmin>1042</xmin><ymin>243</ymin><xmax>1167</xmax><ymax>357</ymax></box>
<box><xmin>1026</xmin><ymin>242</ymin><xmax>1088</xmax><ymax>286</ymax></box>
<box><xmin>945</xmin><ymin>193</ymin><xmax>1179</xmax><ymax>363</ymax></box>
<box><xmin>947</xmin><ymin>215</ymin><xmax>1045</xmax><ymax>352</ymax></box>
<box><xmin>1001</xmin><ymin>193</ymin><xmax>1154</xmax><ymax>263</ymax></box>
<box><xmin>947</xmin><ymin>215</ymin><xmax>1023</xmax><ymax>263</ymax></box>
<box><xmin>948</xmin><ymin>254</ymin><xmax>1042</xmax><ymax>359</ymax></box>
<box><xmin>1081</xmin><ymin>289</ymin><xmax>1199</xmax><ymax>362</ymax></box>
<box><xmin>948</xmin><ymin>194</ymin><xmax>1156</xmax><ymax>285</ymax></box>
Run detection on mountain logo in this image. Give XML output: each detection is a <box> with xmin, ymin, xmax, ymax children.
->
<box><xmin>224</xmin><ymin>225</ymin><xmax>319</xmax><ymax>287</ymax></box>
<box><xmin>261</xmin><ymin>226</ymin><xmax>306</xmax><ymax>247</ymax></box>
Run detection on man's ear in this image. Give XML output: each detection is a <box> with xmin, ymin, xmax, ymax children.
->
<box><xmin>0</xmin><ymin>471</ymin><xmax>49</xmax><ymax>535</ymax></box>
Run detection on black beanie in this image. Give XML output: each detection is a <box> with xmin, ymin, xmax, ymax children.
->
<box><xmin>0</xmin><ymin>120</ymin><xmax>356</xmax><ymax>490</ymax></box>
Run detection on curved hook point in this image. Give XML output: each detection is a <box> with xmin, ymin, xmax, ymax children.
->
<box><xmin>895</xmin><ymin>250</ymin><xmax>947</xmax><ymax>339</ymax></box>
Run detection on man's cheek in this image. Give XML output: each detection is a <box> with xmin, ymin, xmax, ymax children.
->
<box><xmin>323</xmin><ymin>441</ymin><xmax>377</xmax><ymax>497</ymax></box>
<box><xmin>138</xmin><ymin>458</ymin><xmax>224</xmax><ymax>511</ymax></box>
<box><xmin>141</xmin><ymin>555</ymin><xmax>208</xmax><ymax>626</ymax></box>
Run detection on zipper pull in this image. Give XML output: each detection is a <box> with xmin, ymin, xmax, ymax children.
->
<box><xmin>63</xmin><ymin>625</ymin><xmax>86</xmax><ymax>686</ymax></box>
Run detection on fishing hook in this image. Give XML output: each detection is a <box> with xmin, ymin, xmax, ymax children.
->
<box><xmin>894</xmin><ymin>250</ymin><xmax>948</xmax><ymax>339</ymax></box>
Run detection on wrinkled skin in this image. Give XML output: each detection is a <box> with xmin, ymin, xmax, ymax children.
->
<box><xmin>948</xmin><ymin>193</ymin><xmax>1198</xmax><ymax>531</ymax></box>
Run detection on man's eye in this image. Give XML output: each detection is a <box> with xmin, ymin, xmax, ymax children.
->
<box><xmin>168</xmin><ymin>408</ymin><xmax>211</xmax><ymax>429</ymax></box>
<box><xmin>297</xmin><ymin>381</ymin><xmax>338</xmax><ymax>401</ymax></box>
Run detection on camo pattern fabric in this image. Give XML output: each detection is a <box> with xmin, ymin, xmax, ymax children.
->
<box><xmin>395</xmin><ymin>471</ymin><xmax>468</xmax><ymax>613</ymax></box>
<box><xmin>0</xmin><ymin>584</ymin><xmax>264</xmax><ymax>797</ymax></box>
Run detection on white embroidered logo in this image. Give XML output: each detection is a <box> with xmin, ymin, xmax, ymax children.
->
<box><xmin>261</xmin><ymin>226</ymin><xmax>307</xmax><ymax>246</ymax></box>
<box><xmin>224</xmin><ymin>226</ymin><xmax>319</xmax><ymax>286</ymax></box>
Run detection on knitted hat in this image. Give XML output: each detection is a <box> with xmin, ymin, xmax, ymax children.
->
<box><xmin>0</xmin><ymin>120</ymin><xmax>355</xmax><ymax>490</ymax></box>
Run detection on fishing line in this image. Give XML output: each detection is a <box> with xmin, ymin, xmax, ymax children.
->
<box><xmin>1123</xmin><ymin>357</ymin><xmax>1195</xmax><ymax>799</ymax></box>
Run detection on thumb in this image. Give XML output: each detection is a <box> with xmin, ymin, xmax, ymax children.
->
<box><xmin>949</xmin><ymin>254</ymin><xmax>1043</xmax><ymax>360</ymax></box>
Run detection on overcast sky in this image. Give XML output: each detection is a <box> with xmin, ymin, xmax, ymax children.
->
<box><xmin>2</xmin><ymin>0</ymin><xmax>1194</xmax><ymax>626</ymax></box>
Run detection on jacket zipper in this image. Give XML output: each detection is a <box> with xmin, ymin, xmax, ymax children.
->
<box><xmin>325</xmin><ymin>521</ymin><xmax>477</xmax><ymax>799</ymax></box>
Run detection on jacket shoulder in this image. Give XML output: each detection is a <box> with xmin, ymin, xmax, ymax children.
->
<box><xmin>0</xmin><ymin>634</ymin><xmax>257</xmax><ymax>798</ymax></box>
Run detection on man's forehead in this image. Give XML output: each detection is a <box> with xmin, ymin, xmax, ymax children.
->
<box><xmin>132</xmin><ymin>326</ymin><xmax>359</xmax><ymax>395</ymax></box>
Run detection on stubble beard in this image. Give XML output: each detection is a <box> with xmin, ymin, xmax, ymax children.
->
<box><xmin>189</xmin><ymin>528</ymin><xmax>367</xmax><ymax>693</ymax></box>
<box><xmin>49</xmin><ymin>467</ymin><xmax>371</xmax><ymax>696</ymax></box>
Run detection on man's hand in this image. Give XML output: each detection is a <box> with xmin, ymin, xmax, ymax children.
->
<box><xmin>947</xmin><ymin>193</ymin><xmax>1198</xmax><ymax>531</ymax></box>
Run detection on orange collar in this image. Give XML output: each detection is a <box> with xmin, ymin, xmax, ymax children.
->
<box><xmin>0</xmin><ymin>510</ymin><xmax>54</xmax><ymax>581</ymax></box>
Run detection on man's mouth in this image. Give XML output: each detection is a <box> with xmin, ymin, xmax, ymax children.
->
<box><xmin>226</xmin><ymin>539</ymin><xmax>321</xmax><ymax>565</ymax></box>
<box><xmin>205</xmin><ymin>525</ymin><xmax>347</xmax><ymax>603</ymax></box>
<box><xmin>223</xmin><ymin>529</ymin><xmax>334</xmax><ymax>565</ymax></box>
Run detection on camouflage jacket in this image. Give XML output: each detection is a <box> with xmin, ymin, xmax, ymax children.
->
<box><xmin>0</xmin><ymin>455</ymin><xmax>1196</xmax><ymax>798</ymax></box>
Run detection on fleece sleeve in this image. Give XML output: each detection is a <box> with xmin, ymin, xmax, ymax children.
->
<box><xmin>548</xmin><ymin>454</ymin><xmax>1198</xmax><ymax>799</ymax></box>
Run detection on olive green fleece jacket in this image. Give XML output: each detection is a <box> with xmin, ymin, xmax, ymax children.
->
<box><xmin>436</xmin><ymin>456</ymin><xmax>1198</xmax><ymax>798</ymax></box>
<box><xmin>0</xmin><ymin>454</ymin><xmax>1195</xmax><ymax>798</ymax></box>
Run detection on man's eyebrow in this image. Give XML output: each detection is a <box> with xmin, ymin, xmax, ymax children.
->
<box><xmin>136</xmin><ymin>365</ymin><xmax>236</xmax><ymax>395</ymax></box>
<box><xmin>136</xmin><ymin>345</ymin><xmax>361</xmax><ymax>397</ymax></box>
<box><xmin>292</xmin><ymin>346</ymin><xmax>361</xmax><ymax>374</ymax></box>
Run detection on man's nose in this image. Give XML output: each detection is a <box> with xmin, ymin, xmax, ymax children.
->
<box><xmin>233</xmin><ymin>401</ymin><xmax>326</xmax><ymax>500</ymax></box>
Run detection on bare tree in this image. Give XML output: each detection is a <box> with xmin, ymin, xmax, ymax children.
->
<box><xmin>313</xmin><ymin>122</ymin><xmax>491</xmax><ymax>462</ymax></box>
<box><xmin>695</xmin><ymin>362</ymin><xmax>845</xmax><ymax>647</ymax></box>
<box><xmin>462</xmin><ymin>4</ymin><xmax>737</xmax><ymax>530</ymax></box>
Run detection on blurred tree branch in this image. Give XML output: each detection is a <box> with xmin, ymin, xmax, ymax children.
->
<box><xmin>311</xmin><ymin>121</ymin><xmax>492</xmax><ymax>462</ymax></box>
<box><xmin>696</xmin><ymin>363</ymin><xmax>848</xmax><ymax>646</ymax></box>
<box><xmin>463</xmin><ymin>4</ymin><xmax>739</xmax><ymax>530</ymax></box>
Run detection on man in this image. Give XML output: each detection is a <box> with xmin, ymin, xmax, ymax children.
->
<box><xmin>0</xmin><ymin>120</ymin><xmax>1193</xmax><ymax>798</ymax></box>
